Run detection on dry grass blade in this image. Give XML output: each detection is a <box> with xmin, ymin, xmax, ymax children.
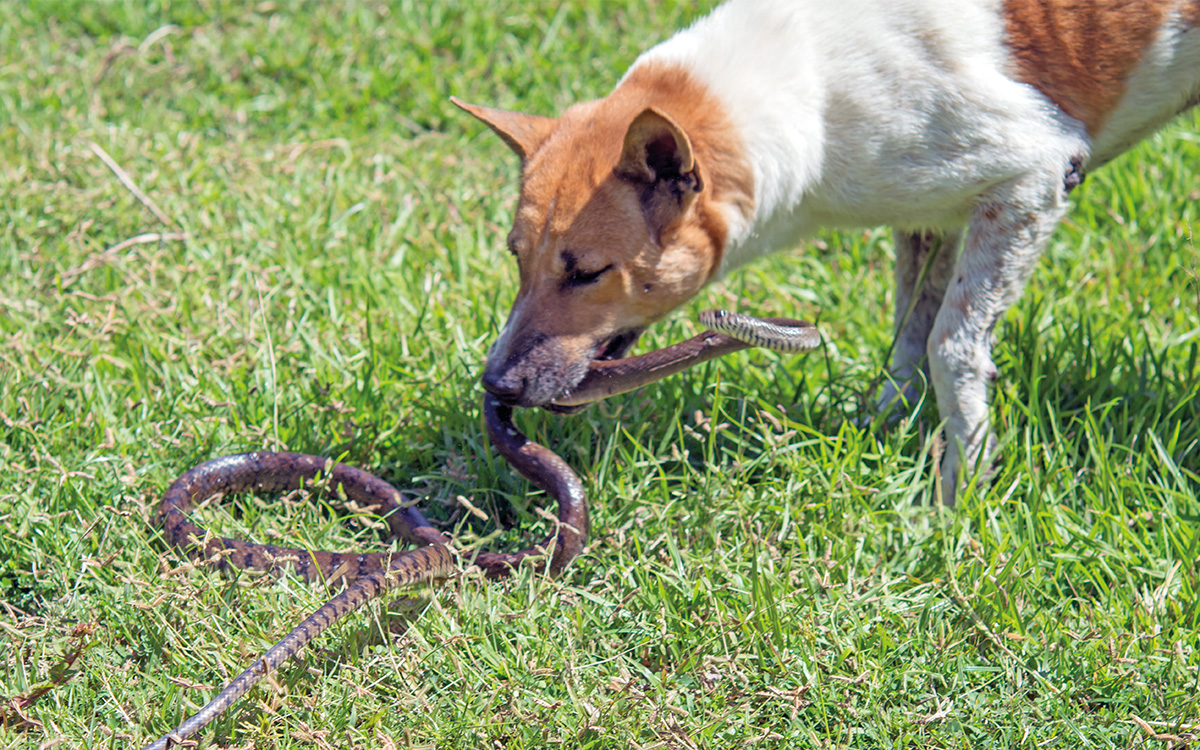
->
<box><xmin>83</xmin><ymin>139</ymin><xmax>175</xmax><ymax>226</ymax></box>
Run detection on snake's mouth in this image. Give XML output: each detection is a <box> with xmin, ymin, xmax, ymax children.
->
<box><xmin>543</xmin><ymin>328</ymin><xmax>644</xmax><ymax>415</ymax></box>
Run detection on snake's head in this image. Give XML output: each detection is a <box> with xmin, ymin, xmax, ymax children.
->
<box><xmin>455</xmin><ymin>78</ymin><xmax>749</xmax><ymax>411</ymax></box>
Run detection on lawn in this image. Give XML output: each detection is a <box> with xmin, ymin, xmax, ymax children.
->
<box><xmin>1</xmin><ymin>2</ymin><xmax>1198</xmax><ymax>748</ymax></box>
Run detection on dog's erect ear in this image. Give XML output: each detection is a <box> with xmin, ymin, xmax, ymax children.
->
<box><xmin>451</xmin><ymin>97</ymin><xmax>558</xmax><ymax>161</ymax></box>
<box><xmin>616</xmin><ymin>108</ymin><xmax>703</xmax><ymax>239</ymax></box>
<box><xmin>617</xmin><ymin>108</ymin><xmax>697</xmax><ymax>183</ymax></box>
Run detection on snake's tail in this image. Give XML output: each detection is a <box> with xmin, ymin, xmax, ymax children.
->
<box><xmin>141</xmin><ymin>545</ymin><xmax>453</xmax><ymax>750</ymax></box>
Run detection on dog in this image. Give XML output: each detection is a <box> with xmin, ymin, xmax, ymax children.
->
<box><xmin>454</xmin><ymin>0</ymin><xmax>1200</xmax><ymax>505</ymax></box>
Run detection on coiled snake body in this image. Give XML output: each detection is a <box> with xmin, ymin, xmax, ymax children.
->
<box><xmin>143</xmin><ymin>311</ymin><xmax>817</xmax><ymax>749</ymax></box>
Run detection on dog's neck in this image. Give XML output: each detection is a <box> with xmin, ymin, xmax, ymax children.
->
<box><xmin>623</xmin><ymin>0</ymin><xmax>1094</xmax><ymax>277</ymax></box>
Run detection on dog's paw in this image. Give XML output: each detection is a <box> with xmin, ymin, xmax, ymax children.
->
<box><xmin>939</xmin><ymin>430</ymin><xmax>999</xmax><ymax>507</ymax></box>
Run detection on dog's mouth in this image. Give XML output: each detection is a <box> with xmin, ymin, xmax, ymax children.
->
<box><xmin>542</xmin><ymin>328</ymin><xmax>644</xmax><ymax>414</ymax></box>
<box><xmin>594</xmin><ymin>328</ymin><xmax>643</xmax><ymax>363</ymax></box>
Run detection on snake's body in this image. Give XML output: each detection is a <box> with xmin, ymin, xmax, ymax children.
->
<box><xmin>143</xmin><ymin>311</ymin><xmax>817</xmax><ymax>749</ymax></box>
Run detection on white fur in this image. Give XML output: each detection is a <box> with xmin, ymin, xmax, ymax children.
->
<box><xmin>1090</xmin><ymin>8</ymin><xmax>1200</xmax><ymax>166</ymax></box>
<box><xmin>626</xmin><ymin>0</ymin><xmax>1200</xmax><ymax>503</ymax></box>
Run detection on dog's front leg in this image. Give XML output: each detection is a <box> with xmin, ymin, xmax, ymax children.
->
<box><xmin>877</xmin><ymin>228</ymin><xmax>961</xmax><ymax>416</ymax></box>
<box><xmin>928</xmin><ymin>173</ymin><xmax>1073</xmax><ymax>505</ymax></box>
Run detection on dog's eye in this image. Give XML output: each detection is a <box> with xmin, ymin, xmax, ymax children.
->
<box><xmin>564</xmin><ymin>264</ymin><xmax>612</xmax><ymax>289</ymax></box>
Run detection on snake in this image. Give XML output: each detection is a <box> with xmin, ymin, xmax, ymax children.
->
<box><xmin>141</xmin><ymin>311</ymin><xmax>818</xmax><ymax>750</ymax></box>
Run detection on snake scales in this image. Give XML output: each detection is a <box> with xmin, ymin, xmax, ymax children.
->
<box><xmin>142</xmin><ymin>312</ymin><xmax>817</xmax><ymax>749</ymax></box>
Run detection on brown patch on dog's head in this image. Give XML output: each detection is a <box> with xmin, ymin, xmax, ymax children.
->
<box><xmin>457</xmin><ymin>63</ymin><xmax>754</xmax><ymax>407</ymax></box>
<box><xmin>1184</xmin><ymin>0</ymin><xmax>1200</xmax><ymax>27</ymax></box>
<box><xmin>1002</xmin><ymin>0</ymin><xmax>1172</xmax><ymax>134</ymax></box>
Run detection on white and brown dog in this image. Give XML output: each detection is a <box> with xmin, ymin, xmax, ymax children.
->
<box><xmin>454</xmin><ymin>0</ymin><xmax>1200</xmax><ymax>504</ymax></box>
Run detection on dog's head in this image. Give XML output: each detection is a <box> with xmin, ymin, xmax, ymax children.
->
<box><xmin>454</xmin><ymin>68</ymin><xmax>751</xmax><ymax>409</ymax></box>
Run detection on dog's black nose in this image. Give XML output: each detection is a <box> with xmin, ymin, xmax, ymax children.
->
<box><xmin>481</xmin><ymin>369</ymin><xmax>523</xmax><ymax>405</ymax></box>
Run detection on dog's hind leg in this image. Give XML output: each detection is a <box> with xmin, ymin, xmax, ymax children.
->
<box><xmin>928</xmin><ymin>170</ymin><xmax>1073</xmax><ymax>506</ymax></box>
<box><xmin>876</xmin><ymin>228</ymin><xmax>961</xmax><ymax>417</ymax></box>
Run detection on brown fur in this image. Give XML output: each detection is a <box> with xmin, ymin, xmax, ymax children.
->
<box><xmin>1003</xmin><ymin>0</ymin><xmax>1173</xmax><ymax>134</ymax></box>
<box><xmin>1185</xmin><ymin>0</ymin><xmax>1200</xmax><ymax>27</ymax></box>
<box><xmin>466</xmin><ymin>62</ymin><xmax>754</xmax><ymax>405</ymax></box>
<box><xmin>514</xmin><ymin>62</ymin><xmax>754</xmax><ymax>314</ymax></box>
<box><xmin>451</xmin><ymin>99</ymin><xmax>557</xmax><ymax>161</ymax></box>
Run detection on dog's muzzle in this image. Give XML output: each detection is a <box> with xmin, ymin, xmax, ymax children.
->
<box><xmin>480</xmin><ymin>328</ymin><xmax>643</xmax><ymax>410</ymax></box>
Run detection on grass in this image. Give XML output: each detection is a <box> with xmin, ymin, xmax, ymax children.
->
<box><xmin>1</xmin><ymin>2</ymin><xmax>1198</xmax><ymax>748</ymax></box>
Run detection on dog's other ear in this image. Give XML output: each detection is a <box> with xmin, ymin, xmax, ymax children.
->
<box><xmin>451</xmin><ymin>97</ymin><xmax>558</xmax><ymax>161</ymax></box>
<box><xmin>616</xmin><ymin>108</ymin><xmax>703</xmax><ymax>239</ymax></box>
